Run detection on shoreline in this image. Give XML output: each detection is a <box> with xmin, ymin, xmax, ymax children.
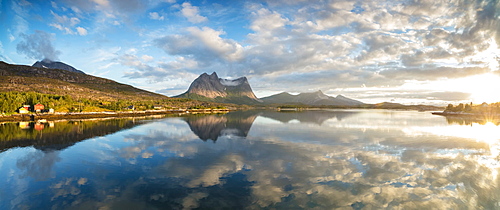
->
<box><xmin>431</xmin><ymin>111</ymin><xmax>500</xmax><ymax>117</ymax></box>
<box><xmin>0</xmin><ymin>109</ymin><xmax>231</xmax><ymax>123</ymax></box>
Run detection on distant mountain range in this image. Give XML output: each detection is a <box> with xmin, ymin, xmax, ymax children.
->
<box><xmin>32</xmin><ymin>59</ymin><xmax>85</xmax><ymax>74</ymax></box>
<box><xmin>260</xmin><ymin>90</ymin><xmax>364</xmax><ymax>106</ymax></box>
<box><xmin>177</xmin><ymin>72</ymin><xmax>365</xmax><ymax>106</ymax></box>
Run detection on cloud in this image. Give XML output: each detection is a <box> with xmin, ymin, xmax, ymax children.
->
<box><xmin>141</xmin><ymin>55</ymin><xmax>154</xmax><ymax>61</ymax></box>
<box><xmin>48</xmin><ymin>10</ymin><xmax>86</xmax><ymax>35</ymax></box>
<box><xmin>154</xmin><ymin>26</ymin><xmax>243</xmax><ymax>65</ymax></box>
<box><xmin>120</xmin><ymin>53</ymin><xmax>198</xmax><ymax>82</ymax></box>
<box><xmin>16</xmin><ymin>30</ymin><xmax>61</xmax><ymax>61</ymax></box>
<box><xmin>16</xmin><ymin>150</ymin><xmax>61</xmax><ymax>181</ymax></box>
<box><xmin>61</xmin><ymin>0</ymin><xmax>147</xmax><ymax>26</ymax></box>
<box><xmin>51</xmin><ymin>1</ymin><xmax>58</xmax><ymax>9</ymax></box>
<box><xmin>46</xmin><ymin>0</ymin><xmax>499</xmax><ymax>102</ymax></box>
<box><xmin>248</xmin><ymin>7</ymin><xmax>289</xmax><ymax>44</ymax></box>
<box><xmin>149</xmin><ymin>12</ymin><xmax>164</xmax><ymax>20</ymax></box>
<box><xmin>425</xmin><ymin>91</ymin><xmax>472</xmax><ymax>101</ymax></box>
<box><xmin>104</xmin><ymin>113</ymin><xmax>500</xmax><ymax>209</ymax></box>
<box><xmin>10</xmin><ymin>0</ymin><xmax>31</xmax><ymax>39</ymax></box>
<box><xmin>76</xmin><ymin>27</ymin><xmax>88</xmax><ymax>36</ymax></box>
<box><xmin>380</xmin><ymin>66</ymin><xmax>490</xmax><ymax>81</ymax></box>
<box><xmin>51</xmin><ymin>10</ymin><xmax>80</xmax><ymax>26</ymax></box>
<box><xmin>181</xmin><ymin>2</ymin><xmax>208</xmax><ymax>23</ymax></box>
<box><xmin>0</xmin><ymin>41</ymin><xmax>7</xmax><ymax>62</ymax></box>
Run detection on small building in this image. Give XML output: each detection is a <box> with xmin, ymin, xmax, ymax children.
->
<box><xmin>34</xmin><ymin>103</ymin><xmax>45</xmax><ymax>112</ymax></box>
<box><xmin>127</xmin><ymin>105</ymin><xmax>135</xmax><ymax>110</ymax></box>
<box><xmin>153</xmin><ymin>105</ymin><xmax>163</xmax><ymax>109</ymax></box>
<box><xmin>18</xmin><ymin>107</ymin><xmax>29</xmax><ymax>114</ymax></box>
<box><xmin>48</xmin><ymin>108</ymin><xmax>55</xmax><ymax>114</ymax></box>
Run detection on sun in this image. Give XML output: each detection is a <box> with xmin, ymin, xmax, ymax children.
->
<box><xmin>462</xmin><ymin>73</ymin><xmax>500</xmax><ymax>104</ymax></box>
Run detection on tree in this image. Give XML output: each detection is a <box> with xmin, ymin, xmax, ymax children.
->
<box><xmin>446</xmin><ymin>104</ymin><xmax>454</xmax><ymax>111</ymax></box>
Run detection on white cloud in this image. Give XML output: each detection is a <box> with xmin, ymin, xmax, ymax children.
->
<box><xmin>181</xmin><ymin>2</ymin><xmax>207</xmax><ymax>23</ymax></box>
<box><xmin>49</xmin><ymin>10</ymin><xmax>87</xmax><ymax>35</ymax></box>
<box><xmin>76</xmin><ymin>27</ymin><xmax>88</xmax><ymax>36</ymax></box>
<box><xmin>11</xmin><ymin>1</ymin><xmax>30</xmax><ymax>38</ymax></box>
<box><xmin>92</xmin><ymin>0</ymin><xmax>111</xmax><ymax>9</ymax></box>
<box><xmin>71</xmin><ymin>6</ymin><xmax>82</xmax><ymax>14</ymax></box>
<box><xmin>49</xmin><ymin>23</ymin><xmax>63</xmax><ymax>31</ymax></box>
<box><xmin>248</xmin><ymin>8</ymin><xmax>288</xmax><ymax>44</ymax></box>
<box><xmin>141</xmin><ymin>55</ymin><xmax>154</xmax><ymax>61</ymax></box>
<box><xmin>149</xmin><ymin>12</ymin><xmax>164</xmax><ymax>20</ymax></box>
<box><xmin>48</xmin><ymin>0</ymin><xmax>500</xmax><ymax>103</ymax></box>
<box><xmin>186</xmin><ymin>27</ymin><xmax>243</xmax><ymax>61</ymax></box>
<box><xmin>51</xmin><ymin>10</ymin><xmax>80</xmax><ymax>26</ymax></box>
<box><xmin>154</xmin><ymin>26</ymin><xmax>243</xmax><ymax>65</ymax></box>
<box><xmin>51</xmin><ymin>1</ymin><xmax>58</xmax><ymax>9</ymax></box>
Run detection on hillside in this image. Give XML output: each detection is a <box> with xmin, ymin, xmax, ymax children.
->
<box><xmin>0</xmin><ymin>61</ymin><xmax>168</xmax><ymax>101</ymax></box>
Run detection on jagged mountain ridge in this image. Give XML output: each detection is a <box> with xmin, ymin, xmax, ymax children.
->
<box><xmin>261</xmin><ymin>90</ymin><xmax>364</xmax><ymax>106</ymax></box>
<box><xmin>177</xmin><ymin>72</ymin><xmax>365</xmax><ymax>106</ymax></box>
<box><xmin>176</xmin><ymin>72</ymin><xmax>261</xmax><ymax>104</ymax></box>
<box><xmin>33</xmin><ymin>59</ymin><xmax>85</xmax><ymax>74</ymax></box>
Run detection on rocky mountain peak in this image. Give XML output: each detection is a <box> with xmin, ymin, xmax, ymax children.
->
<box><xmin>32</xmin><ymin>59</ymin><xmax>85</xmax><ymax>74</ymax></box>
<box><xmin>177</xmin><ymin>72</ymin><xmax>260</xmax><ymax>103</ymax></box>
<box><xmin>209</xmin><ymin>72</ymin><xmax>218</xmax><ymax>79</ymax></box>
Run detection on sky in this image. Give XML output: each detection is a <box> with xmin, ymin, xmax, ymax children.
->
<box><xmin>0</xmin><ymin>0</ymin><xmax>499</xmax><ymax>105</ymax></box>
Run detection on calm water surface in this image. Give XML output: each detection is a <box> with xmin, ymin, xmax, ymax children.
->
<box><xmin>1</xmin><ymin>110</ymin><xmax>500</xmax><ymax>209</ymax></box>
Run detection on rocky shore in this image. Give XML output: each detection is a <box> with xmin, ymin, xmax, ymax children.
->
<box><xmin>0</xmin><ymin>109</ymin><xmax>230</xmax><ymax>123</ymax></box>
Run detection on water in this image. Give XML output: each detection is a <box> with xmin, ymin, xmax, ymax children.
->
<box><xmin>1</xmin><ymin>110</ymin><xmax>499</xmax><ymax>209</ymax></box>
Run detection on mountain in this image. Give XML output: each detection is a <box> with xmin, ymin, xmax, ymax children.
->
<box><xmin>0</xmin><ymin>61</ymin><xmax>168</xmax><ymax>101</ymax></box>
<box><xmin>32</xmin><ymin>59</ymin><xmax>85</xmax><ymax>74</ymax></box>
<box><xmin>176</xmin><ymin>72</ymin><xmax>261</xmax><ymax>104</ymax></box>
<box><xmin>261</xmin><ymin>90</ymin><xmax>364</xmax><ymax>106</ymax></box>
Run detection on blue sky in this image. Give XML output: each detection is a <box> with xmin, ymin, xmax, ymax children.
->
<box><xmin>1</xmin><ymin>0</ymin><xmax>499</xmax><ymax>104</ymax></box>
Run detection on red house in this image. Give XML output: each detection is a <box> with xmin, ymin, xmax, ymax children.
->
<box><xmin>34</xmin><ymin>103</ymin><xmax>45</xmax><ymax>112</ymax></box>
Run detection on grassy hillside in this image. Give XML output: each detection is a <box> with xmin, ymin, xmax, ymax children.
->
<box><xmin>0</xmin><ymin>61</ymin><xmax>167</xmax><ymax>101</ymax></box>
<box><xmin>0</xmin><ymin>61</ymin><xmax>231</xmax><ymax>112</ymax></box>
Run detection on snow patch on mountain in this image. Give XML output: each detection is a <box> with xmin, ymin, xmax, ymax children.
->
<box><xmin>220</xmin><ymin>78</ymin><xmax>244</xmax><ymax>86</ymax></box>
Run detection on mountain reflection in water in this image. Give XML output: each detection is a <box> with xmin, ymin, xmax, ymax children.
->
<box><xmin>184</xmin><ymin>110</ymin><xmax>359</xmax><ymax>141</ymax></box>
<box><xmin>1</xmin><ymin>110</ymin><xmax>500</xmax><ymax>209</ymax></box>
<box><xmin>183</xmin><ymin>111</ymin><xmax>258</xmax><ymax>141</ymax></box>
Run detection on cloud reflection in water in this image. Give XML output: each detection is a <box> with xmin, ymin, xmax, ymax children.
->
<box><xmin>1</xmin><ymin>110</ymin><xmax>499</xmax><ymax>209</ymax></box>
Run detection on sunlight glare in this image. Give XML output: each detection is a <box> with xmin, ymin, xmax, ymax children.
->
<box><xmin>406</xmin><ymin>122</ymin><xmax>500</xmax><ymax>144</ymax></box>
<box><xmin>463</xmin><ymin>73</ymin><xmax>500</xmax><ymax>104</ymax></box>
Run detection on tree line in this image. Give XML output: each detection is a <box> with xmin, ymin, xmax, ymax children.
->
<box><xmin>0</xmin><ymin>91</ymin><xmax>227</xmax><ymax>114</ymax></box>
<box><xmin>445</xmin><ymin>102</ymin><xmax>500</xmax><ymax>113</ymax></box>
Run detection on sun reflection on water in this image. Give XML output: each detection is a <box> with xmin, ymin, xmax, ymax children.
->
<box><xmin>405</xmin><ymin>121</ymin><xmax>500</xmax><ymax>183</ymax></box>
